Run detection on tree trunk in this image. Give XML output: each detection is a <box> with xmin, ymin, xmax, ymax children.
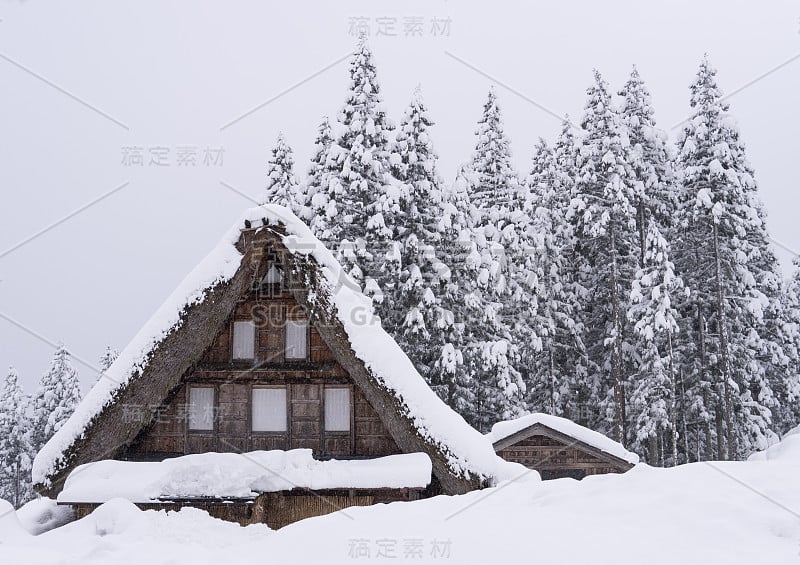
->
<box><xmin>697</xmin><ymin>305</ymin><xmax>713</xmax><ymax>461</ymax></box>
<box><xmin>667</xmin><ymin>333</ymin><xmax>678</xmax><ymax>466</ymax></box>
<box><xmin>549</xmin><ymin>349</ymin><xmax>556</xmax><ymax>415</ymax></box>
<box><xmin>680</xmin><ymin>368</ymin><xmax>690</xmax><ymax>463</ymax></box>
<box><xmin>609</xmin><ymin>224</ymin><xmax>625</xmax><ymax>444</ymax></box>
<box><xmin>712</xmin><ymin>222</ymin><xmax>736</xmax><ymax>459</ymax></box>
<box><xmin>648</xmin><ymin>435</ymin><xmax>658</xmax><ymax>466</ymax></box>
<box><xmin>15</xmin><ymin>457</ymin><xmax>20</xmax><ymax>509</ymax></box>
<box><xmin>637</xmin><ymin>200</ymin><xmax>646</xmax><ymax>267</ymax></box>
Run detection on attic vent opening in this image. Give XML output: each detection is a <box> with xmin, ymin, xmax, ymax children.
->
<box><xmin>264</xmin><ymin>264</ymin><xmax>282</xmax><ymax>284</ymax></box>
<box><xmin>258</xmin><ymin>246</ymin><xmax>284</xmax><ymax>296</ymax></box>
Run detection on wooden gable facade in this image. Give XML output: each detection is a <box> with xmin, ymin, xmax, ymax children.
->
<box><xmin>120</xmin><ymin>265</ymin><xmax>402</xmax><ymax>462</ymax></box>
<box><xmin>492</xmin><ymin>422</ymin><xmax>635</xmax><ymax>480</ymax></box>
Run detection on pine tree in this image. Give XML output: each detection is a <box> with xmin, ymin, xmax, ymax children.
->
<box><xmin>31</xmin><ymin>344</ymin><xmax>82</xmax><ymax>454</ymax></box>
<box><xmin>97</xmin><ymin>346</ymin><xmax>119</xmax><ymax>383</ymax></box>
<box><xmin>306</xmin><ymin>117</ymin><xmax>340</xmax><ymax>241</ymax></box>
<box><xmin>778</xmin><ymin>257</ymin><xmax>800</xmax><ymax>429</ymax></box>
<box><xmin>99</xmin><ymin>346</ymin><xmax>119</xmax><ymax>371</ymax></box>
<box><xmin>618</xmin><ymin>66</ymin><xmax>678</xmax><ymax>265</ymax></box>
<box><xmin>459</xmin><ymin>88</ymin><xmax>526</xmax><ymax>428</ymax></box>
<box><xmin>627</xmin><ymin>220</ymin><xmax>684</xmax><ymax>465</ymax></box>
<box><xmin>523</xmin><ymin>135</ymin><xmax>585</xmax><ymax>417</ymax></box>
<box><xmin>432</xmin><ymin>167</ymin><xmax>478</xmax><ymax>416</ymax></box>
<box><xmin>551</xmin><ymin>117</ymin><xmax>592</xmax><ymax>423</ymax></box>
<box><xmin>0</xmin><ymin>367</ymin><xmax>33</xmax><ymax>507</ymax></box>
<box><xmin>439</xmin><ymin>168</ymin><xmax>524</xmax><ymax>430</ymax></box>
<box><xmin>328</xmin><ymin>37</ymin><xmax>396</xmax><ymax>290</ymax></box>
<box><xmin>569</xmin><ymin>70</ymin><xmax>639</xmax><ymax>442</ymax></box>
<box><xmin>673</xmin><ymin>56</ymin><xmax>781</xmax><ymax>459</ymax></box>
<box><xmin>376</xmin><ymin>87</ymin><xmax>451</xmax><ymax>391</ymax></box>
<box><xmin>263</xmin><ymin>133</ymin><xmax>300</xmax><ymax>213</ymax></box>
<box><xmin>468</xmin><ymin>86</ymin><xmax>523</xmax><ymax>226</ymax></box>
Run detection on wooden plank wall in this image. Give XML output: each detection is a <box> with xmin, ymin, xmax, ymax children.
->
<box><xmin>496</xmin><ymin>434</ymin><xmax>625</xmax><ymax>478</ymax></box>
<box><xmin>125</xmin><ymin>285</ymin><xmax>400</xmax><ymax>460</ymax></box>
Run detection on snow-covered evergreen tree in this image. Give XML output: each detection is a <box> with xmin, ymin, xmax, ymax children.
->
<box><xmin>618</xmin><ymin>66</ymin><xmax>678</xmax><ymax>265</ymax></box>
<box><xmin>305</xmin><ymin>117</ymin><xmax>340</xmax><ymax>240</ymax></box>
<box><xmin>31</xmin><ymin>344</ymin><xmax>82</xmax><ymax>454</ymax></box>
<box><xmin>568</xmin><ymin>70</ymin><xmax>639</xmax><ymax>442</ymax></box>
<box><xmin>99</xmin><ymin>346</ymin><xmax>118</xmax><ymax>371</ymax></box>
<box><xmin>263</xmin><ymin>133</ymin><xmax>300</xmax><ymax>213</ymax></box>
<box><xmin>523</xmin><ymin>135</ymin><xmax>585</xmax><ymax>417</ymax></box>
<box><xmin>778</xmin><ymin>257</ymin><xmax>800</xmax><ymax>429</ymax></box>
<box><xmin>446</xmin><ymin>172</ymin><xmax>524</xmax><ymax>430</ymax></box>
<box><xmin>457</xmin><ymin>88</ymin><xmax>526</xmax><ymax>429</ymax></box>
<box><xmin>627</xmin><ymin>220</ymin><xmax>684</xmax><ymax>465</ymax></box>
<box><xmin>376</xmin><ymin>87</ymin><xmax>450</xmax><ymax>391</ymax></box>
<box><xmin>96</xmin><ymin>346</ymin><xmax>119</xmax><ymax>384</ymax></box>
<box><xmin>673</xmin><ymin>56</ymin><xmax>781</xmax><ymax>459</ymax></box>
<box><xmin>550</xmin><ymin>117</ymin><xmax>592</xmax><ymax>422</ymax></box>
<box><xmin>328</xmin><ymin>36</ymin><xmax>396</xmax><ymax>291</ymax></box>
<box><xmin>431</xmin><ymin>167</ymin><xmax>478</xmax><ymax>416</ymax></box>
<box><xmin>468</xmin><ymin>86</ymin><xmax>523</xmax><ymax>225</ymax></box>
<box><xmin>0</xmin><ymin>367</ymin><xmax>33</xmax><ymax>507</ymax></box>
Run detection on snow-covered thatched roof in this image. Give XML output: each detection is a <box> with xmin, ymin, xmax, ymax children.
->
<box><xmin>33</xmin><ymin>205</ymin><xmax>503</xmax><ymax>496</ymax></box>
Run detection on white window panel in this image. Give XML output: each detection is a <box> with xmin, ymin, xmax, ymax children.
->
<box><xmin>285</xmin><ymin>320</ymin><xmax>308</xmax><ymax>360</ymax></box>
<box><xmin>188</xmin><ymin>387</ymin><xmax>214</xmax><ymax>431</ymax></box>
<box><xmin>324</xmin><ymin>388</ymin><xmax>351</xmax><ymax>432</ymax></box>
<box><xmin>232</xmin><ymin>320</ymin><xmax>255</xmax><ymax>360</ymax></box>
<box><xmin>252</xmin><ymin>388</ymin><xmax>288</xmax><ymax>432</ymax></box>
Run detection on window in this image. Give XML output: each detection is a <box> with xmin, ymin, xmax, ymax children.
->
<box><xmin>252</xmin><ymin>387</ymin><xmax>287</xmax><ymax>432</ymax></box>
<box><xmin>188</xmin><ymin>387</ymin><xmax>214</xmax><ymax>431</ymax></box>
<box><xmin>232</xmin><ymin>320</ymin><xmax>255</xmax><ymax>360</ymax></box>
<box><xmin>324</xmin><ymin>387</ymin><xmax>351</xmax><ymax>432</ymax></box>
<box><xmin>285</xmin><ymin>320</ymin><xmax>308</xmax><ymax>360</ymax></box>
<box><xmin>264</xmin><ymin>264</ymin><xmax>282</xmax><ymax>284</ymax></box>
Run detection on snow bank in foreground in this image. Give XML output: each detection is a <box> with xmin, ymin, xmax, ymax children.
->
<box><xmin>4</xmin><ymin>460</ymin><xmax>800</xmax><ymax>564</ymax></box>
<box><xmin>487</xmin><ymin>413</ymin><xmax>640</xmax><ymax>465</ymax></box>
<box><xmin>0</xmin><ymin>499</ymin><xmax>29</xmax><ymax>544</ymax></box>
<box><xmin>748</xmin><ymin>425</ymin><xmax>800</xmax><ymax>462</ymax></box>
<box><xmin>35</xmin><ymin>205</ymin><xmax>500</xmax><ymax>487</ymax></box>
<box><xmin>58</xmin><ymin>450</ymin><xmax>432</xmax><ymax>503</ymax></box>
<box><xmin>16</xmin><ymin>498</ymin><xmax>74</xmax><ymax>535</ymax></box>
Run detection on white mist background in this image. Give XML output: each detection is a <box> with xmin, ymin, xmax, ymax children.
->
<box><xmin>0</xmin><ymin>0</ymin><xmax>798</xmax><ymax>391</ymax></box>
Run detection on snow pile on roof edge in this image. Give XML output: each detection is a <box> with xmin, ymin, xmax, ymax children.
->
<box><xmin>57</xmin><ymin>450</ymin><xmax>433</xmax><ymax>503</ymax></box>
<box><xmin>487</xmin><ymin>413</ymin><xmax>640</xmax><ymax>465</ymax></box>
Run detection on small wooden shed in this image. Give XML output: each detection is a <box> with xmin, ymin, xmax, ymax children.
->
<box><xmin>488</xmin><ymin>414</ymin><xmax>638</xmax><ymax>480</ymax></box>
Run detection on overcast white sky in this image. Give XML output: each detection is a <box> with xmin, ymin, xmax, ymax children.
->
<box><xmin>0</xmin><ymin>0</ymin><xmax>798</xmax><ymax>392</ymax></box>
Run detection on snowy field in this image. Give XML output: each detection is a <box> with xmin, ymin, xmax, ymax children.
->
<box><xmin>2</xmin><ymin>432</ymin><xmax>799</xmax><ymax>565</ymax></box>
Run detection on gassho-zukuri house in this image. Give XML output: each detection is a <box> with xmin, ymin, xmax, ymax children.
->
<box><xmin>31</xmin><ymin>204</ymin><xmax>636</xmax><ymax>528</ymax></box>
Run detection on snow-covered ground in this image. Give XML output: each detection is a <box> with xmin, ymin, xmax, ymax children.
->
<box><xmin>3</xmin><ymin>429</ymin><xmax>800</xmax><ymax>564</ymax></box>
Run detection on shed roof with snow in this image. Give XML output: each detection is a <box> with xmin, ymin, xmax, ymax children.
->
<box><xmin>488</xmin><ymin>413</ymin><xmax>638</xmax><ymax>479</ymax></box>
